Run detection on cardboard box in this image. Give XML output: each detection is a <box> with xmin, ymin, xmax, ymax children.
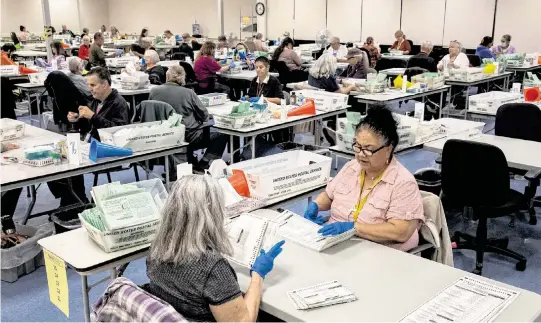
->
<box><xmin>292</xmin><ymin>90</ymin><xmax>348</xmax><ymax>112</ymax></box>
<box><xmin>439</xmin><ymin>118</ymin><xmax>485</xmax><ymax>140</ymax></box>
<box><xmin>411</xmin><ymin>73</ymin><xmax>445</xmax><ymax>89</ymax></box>
<box><xmin>449</xmin><ymin>68</ymin><xmax>484</xmax><ymax>82</ymax></box>
<box><xmin>0</xmin><ymin>118</ymin><xmax>25</xmax><ymax>141</ymax></box>
<box><xmin>336</xmin><ymin>130</ymin><xmax>355</xmax><ymax>154</ymax></box>
<box><xmin>337</xmin><ymin>118</ymin><xmax>356</xmax><ymax>136</ymax></box>
<box><xmin>198</xmin><ymin>93</ymin><xmax>228</xmax><ymax>107</ymax></box>
<box><xmin>98</xmin><ymin>121</ymin><xmax>185</xmax><ymax>152</ymax></box>
<box><xmin>468</xmin><ymin>91</ymin><xmax>521</xmax><ymax>115</ymax></box>
<box><xmin>228</xmin><ymin>151</ymin><xmax>332</xmax><ymax>199</ymax></box>
<box><xmin>393</xmin><ymin>113</ymin><xmax>419</xmax><ymax>151</ymax></box>
<box><xmin>0</xmin><ymin>65</ymin><xmax>19</xmax><ymax>76</ymax></box>
<box><xmin>105</xmin><ymin>56</ymin><xmax>139</xmax><ymax>67</ymax></box>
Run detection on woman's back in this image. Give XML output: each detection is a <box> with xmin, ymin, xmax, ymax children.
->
<box><xmin>278</xmin><ymin>48</ymin><xmax>301</xmax><ymax>71</ymax></box>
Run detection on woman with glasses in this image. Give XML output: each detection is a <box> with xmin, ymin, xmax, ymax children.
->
<box><xmin>302</xmin><ymin>105</ymin><xmax>425</xmax><ymax>251</ymax></box>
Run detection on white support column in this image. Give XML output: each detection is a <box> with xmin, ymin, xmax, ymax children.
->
<box><xmin>77</xmin><ymin>0</ymin><xmax>83</xmax><ymax>34</ymax></box>
<box><xmin>41</xmin><ymin>0</ymin><xmax>53</xmax><ymax>61</ymax></box>
<box><xmin>256</xmin><ymin>0</ymin><xmax>267</xmax><ymax>39</ymax></box>
<box><xmin>218</xmin><ymin>0</ymin><xmax>225</xmax><ymax>36</ymax></box>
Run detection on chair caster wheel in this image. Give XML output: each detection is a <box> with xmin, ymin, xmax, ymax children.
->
<box><xmin>516</xmin><ymin>261</ymin><xmax>526</xmax><ymax>271</ymax></box>
<box><xmin>472</xmin><ymin>268</ymin><xmax>482</xmax><ymax>275</ymax></box>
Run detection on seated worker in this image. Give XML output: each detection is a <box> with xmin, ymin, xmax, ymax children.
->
<box><xmin>18</xmin><ymin>25</ymin><xmax>30</xmax><ymax>42</ymax></box>
<box><xmin>476</xmin><ymin>36</ymin><xmax>495</xmax><ymax>59</ymax></box>
<box><xmin>437</xmin><ymin>40</ymin><xmax>469</xmax><ymax>71</ymax></box>
<box><xmin>492</xmin><ymin>34</ymin><xmax>516</xmax><ymax>57</ymax></box>
<box><xmin>233</xmin><ymin>42</ymin><xmax>255</xmax><ymax>70</ymax></box>
<box><xmin>67</xmin><ymin>57</ymin><xmax>92</xmax><ymax>99</ymax></box>
<box><xmin>89</xmin><ymin>32</ymin><xmax>112</xmax><ymax>67</ymax></box>
<box><xmin>163</xmin><ymin>30</ymin><xmax>177</xmax><ymax>46</ymax></box>
<box><xmin>110</xmin><ymin>26</ymin><xmax>121</xmax><ymax>39</ymax></box>
<box><xmin>271</xmin><ymin>37</ymin><xmax>302</xmax><ymax>71</ymax></box>
<box><xmin>78</xmin><ymin>36</ymin><xmax>91</xmax><ymax>60</ymax></box>
<box><xmin>35</xmin><ymin>41</ymin><xmax>68</xmax><ymax>68</ymax></box>
<box><xmin>246</xmin><ymin>56</ymin><xmax>283</xmax><ymax>104</ymax></box>
<box><xmin>81</xmin><ymin>28</ymin><xmax>89</xmax><ymax>38</ymax></box>
<box><xmin>179</xmin><ymin>33</ymin><xmax>195</xmax><ymax>61</ymax></box>
<box><xmin>326</xmin><ymin>36</ymin><xmax>348</xmax><ymax>61</ymax></box>
<box><xmin>254</xmin><ymin>33</ymin><xmax>268</xmax><ymax>52</ymax></box>
<box><xmin>339</xmin><ymin>48</ymin><xmax>369</xmax><ymax>79</ymax></box>
<box><xmin>406</xmin><ymin>40</ymin><xmax>437</xmax><ymax>72</ymax></box>
<box><xmin>100</xmin><ymin>25</ymin><xmax>109</xmax><ymax>38</ymax></box>
<box><xmin>390</xmin><ymin>30</ymin><xmax>411</xmax><ymax>55</ymax></box>
<box><xmin>147</xmin><ymin>175</ymin><xmax>285</xmax><ymax>322</ymax></box>
<box><xmin>149</xmin><ymin>65</ymin><xmax>229</xmax><ymax>172</ymax></box>
<box><xmin>217</xmin><ymin>34</ymin><xmax>229</xmax><ymax>52</ymax></box>
<box><xmin>308</xmin><ymin>53</ymin><xmax>359</xmax><ymax>94</ymax></box>
<box><xmin>362</xmin><ymin>36</ymin><xmax>381</xmax><ymax>68</ymax></box>
<box><xmin>1</xmin><ymin>44</ymin><xmax>36</xmax><ymax>74</ymax></box>
<box><xmin>194</xmin><ymin>41</ymin><xmax>232</xmax><ymax>97</ymax></box>
<box><xmin>144</xmin><ymin>50</ymin><xmax>166</xmax><ymax>85</ymax></box>
<box><xmin>303</xmin><ymin>105</ymin><xmax>424</xmax><ymax>251</ymax></box>
<box><xmin>138</xmin><ymin>28</ymin><xmax>149</xmax><ymax>45</ymax></box>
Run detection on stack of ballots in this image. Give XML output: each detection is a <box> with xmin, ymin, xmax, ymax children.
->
<box><xmin>78</xmin><ymin>179</ymin><xmax>167</xmax><ymax>252</ymax></box>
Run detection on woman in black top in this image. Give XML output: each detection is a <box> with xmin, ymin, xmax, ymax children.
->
<box><xmin>246</xmin><ymin>56</ymin><xmax>283</xmax><ymax>104</ymax></box>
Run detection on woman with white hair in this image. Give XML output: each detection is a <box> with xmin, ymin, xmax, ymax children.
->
<box><xmin>147</xmin><ymin>175</ymin><xmax>285</xmax><ymax>322</ymax></box>
<box><xmin>78</xmin><ymin>36</ymin><xmax>91</xmax><ymax>60</ymax></box>
<box><xmin>144</xmin><ymin>50</ymin><xmax>166</xmax><ymax>85</ymax></box>
<box><xmin>308</xmin><ymin>53</ymin><xmax>358</xmax><ymax>94</ymax></box>
<box><xmin>437</xmin><ymin>40</ymin><xmax>469</xmax><ymax>72</ymax></box>
<box><xmin>149</xmin><ymin>65</ymin><xmax>229</xmax><ymax>172</ymax></box>
<box><xmin>253</xmin><ymin>33</ymin><xmax>267</xmax><ymax>52</ymax></box>
<box><xmin>67</xmin><ymin>57</ymin><xmax>91</xmax><ymax>98</ymax></box>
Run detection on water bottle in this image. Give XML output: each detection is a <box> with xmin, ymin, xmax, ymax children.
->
<box><xmin>297</xmin><ymin>93</ymin><xmax>304</xmax><ymax>104</ymax></box>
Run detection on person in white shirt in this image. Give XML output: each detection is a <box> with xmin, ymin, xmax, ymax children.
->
<box><xmin>326</xmin><ymin>36</ymin><xmax>348</xmax><ymax>61</ymax></box>
<box><xmin>163</xmin><ymin>30</ymin><xmax>177</xmax><ymax>46</ymax></box>
<box><xmin>437</xmin><ymin>40</ymin><xmax>470</xmax><ymax>71</ymax></box>
<box><xmin>18</xmin><ymin>25</ymin><xmax>30</xmax><ymax>41</ymax></box>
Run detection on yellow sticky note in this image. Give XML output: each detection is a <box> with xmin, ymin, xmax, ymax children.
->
<box><xmin>243</xmin><ymin>16</ymin><xmax>250</xmax><ymax>24</ymax></box>
<box><xmin>44</xmin><ymin>250</ymin><xmax>69</xmax><ymax>318</ymax></box>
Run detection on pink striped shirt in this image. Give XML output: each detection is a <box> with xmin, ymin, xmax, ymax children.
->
<box><xmin>326</xmin><ymin>158</ymin><xmax>424</xmax><ymax>251</ymax></box>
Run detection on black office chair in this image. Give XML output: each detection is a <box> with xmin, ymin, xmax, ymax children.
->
<box><xmin>406</xmin><ymin>56</ymin><xmax>438</xmax><ymax>73</ymax></box>
<box><xmin>374</xmin><ymin>57</ymin><xmax>407</xmax><ymax>72</ymax></box>
<box><xmin>269</xmin><ymin>60</ymin><xmax>308</xmax><ymax>86</ymax></box>
<box><xmin>467</xmin><ymin>54</ymin><xmax>481</xmax><ymax>67</ymax></box>
<box><xmin>441</xmin><ymin>139</ymin><xmax>527</xmax><ymax>275</ymax></box>
<box><xmin>10</xmin><ymin>32</ymin><xmax>20</xmax><ymax>48</ymax></box>
<box><xmin>179</xmin><ymin>61</ymin><xmax>198</xmax><ymax>89</ymax></box>
<box><xmin>172</xmin><ymin>52</ymin><xmax>187</xmax><ymax>61</ymax></box>
<box><xmin>495</xmin><ymin>103</ymin><xmax>541</xmax><ymax>225</ymax></box>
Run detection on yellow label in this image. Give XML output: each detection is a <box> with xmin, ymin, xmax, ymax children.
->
<box><xmin>44</xmin><ymin>250</ymin><xmax>69</xmax><ymax>318</ymax></box>
<box><xmin>243</xmin><ymin>16</ymin><xmax>250</xmax><ymax>24</ymax></box>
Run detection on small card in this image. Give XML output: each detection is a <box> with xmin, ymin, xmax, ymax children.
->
<box><xmin>66</xmin><ymin>133</ymin><xmax>81</xmax><ymax>166</ymax></box>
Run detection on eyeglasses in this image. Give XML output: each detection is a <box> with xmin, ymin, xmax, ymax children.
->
<box><xmin>351</xmin><ymin>142</ymin><xmax>388</xmax><ymax>157</ymax></box>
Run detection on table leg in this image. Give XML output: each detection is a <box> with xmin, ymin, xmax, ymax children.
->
<box><xmin>334</xmin><ymin>154</ymin><xmax>338</xmax><ymax>170</ymax></box>
<box><xmin>81</xmin><ymin>275</ymin><xmax>91</xmax><ymax>322</ymax></box>
<box><xmin>439</xmin><ymin>90</ymin><xmax>444</xmax><ymax>119</ymax></box>
<box><xmin>314</xmin><ymin>120</ymin><xmax>321</xmax><ymax>146</ymax></box>
<box><xmin>110</xmin><ymin>268</ymin><xmax>117</xmax><ymax>280</ymax></box>
<box><xmin>446</xmin><ymin>87</ymin><xmax>452</xmax><ymax>117</ymax></box>
<box><xmin>26</xmin><ymin>91</ymin><xmax>34</xmax><ymax>125</ymax></box>
<box><xmin>132</xmin><ymin>96</ymin><xmax>136</xmax><ymax>112</ymax></box>
<box><xmin>165</xmin><ymin>156</ymin><xmax>170</xmax><ymax>189</ymax></box>
<box><xmin>464</xmin><ymin>86</ymin><xmax>471</xmax><ymax>120</ymax></box>
<box><xmin>251</xmin><ymin>136</ymin><xmax>256</xmax><ymax>160</ymax></box>
<box><xmin>21</xmin><ymin>185</ymin><xmax>37</xmax><ymax>225</ymax></box>
<box><xmin>36</xmin><ymin>92</ymin><xmax>42</xmax><ymax>128</ymax></box>
<box><xmin>230</xmin><ymin>135</ymin><xmax>234</xmax><ymax>164</ymax></box>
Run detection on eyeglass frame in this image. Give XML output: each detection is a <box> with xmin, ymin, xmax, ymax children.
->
<box><xmin>351</xmin><ymin>141</ymin><xmax>389</xmax><ymax>157</ymax></box>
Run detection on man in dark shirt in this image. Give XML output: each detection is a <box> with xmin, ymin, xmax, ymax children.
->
<box><xmin>89</xmin><ymin>32</ymin><xmax>110</xmax><ymax>67</ymax></box>
<box><xmin>178</xmin><ymin>33</ymin><xmax>195</xmax><ymax>61</ymax></box>
<box><xmin>406</xmin><ymin>40</ymin><xmax>438</xmax><ymax>72</ymax></box>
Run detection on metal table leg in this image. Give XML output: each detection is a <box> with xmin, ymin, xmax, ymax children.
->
<box><xmin>37</xmin><ymin>91</ymin><xmax>42</xmax><ymax>128</ymax></box>
<box><xmin>26</xmin><ymin>91</ymin><xmax>34</xmax><ymax>125</ymax></box>
<box><xmin>464</xmin><ymin>86</ymin><xmax>471</xmax><ymax>120</ymax></box>
<box><xmin>230</xmin><ymin>135</ymin><xmax>234</xmax><ymax>164</ymax></box>
<box><xmin>81</xmin><ymin>275</ymin><xmax>91</xmax><ymax>322</ymax></box>
<box><xmin>251</xmin><ymin>136</ymin><xmax>256</xmax><ymax>160</ymax></box>
<box><xmin>21</xmin><ymin>185</ymin><xmax>37</xmax><ymax>225</ymax></box>
<box><xmin>131</xmin><ymin>96</ymin><xmax>136</xmax><ymax>112</ymax></box>
<box><xmin>314</xmin><ymin>120</ymin><xmax>321</xmax><ymax>146</ymax></box>
<box><xmin>439</xmin><ymin>90</ymin><xmax>444</xmax><ymax>119</ymax></box>
<box><xmin>110</xmin><ymin>268</ymin><xmax>117</xmax><ymax>280</ymax></box>
<box><xmin>165</xmin><ymin>157</ymin><xmax>170</xmax><ymax>189</ymax></box>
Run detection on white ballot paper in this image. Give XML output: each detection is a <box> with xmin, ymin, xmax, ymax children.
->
<box><xmin>287</xmin><ymin>280</ymin><xmax>357</xmax><ymax>310</ymax></box>
<box><xmin>99</xmin><ymin>191</ymin><xmax>160</xmax><ymax>230</ymax></box>
<box><xmin>224</xmin><ymin>213</ymin><xmax>281</xmax><ymax>268</ymax></box>
<box><xmin>400</xmin><ymin>276</ymin><xmax>520</xmax><ymax>323</ymax></box>
<box><xmin>274</xmin><ymin>210</ymin><xmax>354</xmax><ymax>252</ymax></box>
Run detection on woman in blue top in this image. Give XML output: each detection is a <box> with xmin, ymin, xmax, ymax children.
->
<box><xmin>476</xmin><ymin>36</ymin><xmax>495</xmax><ymax>59</ymax></box>
<box><xmin>307</xmin><ymin>53</ymin><xmax>358</xmax><ymax>94</ymax></box>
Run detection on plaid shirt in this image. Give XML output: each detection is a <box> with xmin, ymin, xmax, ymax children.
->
<box><xmin>91</xmin><ymin>277</ymin><xmax>187</xmax><ymax>323</ymax></box>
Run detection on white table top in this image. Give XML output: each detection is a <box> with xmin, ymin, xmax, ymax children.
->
<box><xmin>14</xmin><ymin>50</ymin><xmax>48</xmax><ymax>57</ymax></box>
<box><xmin>217</xmin><ymin>70</ymin><xmax>278</xmax><ymax>81</ymax></box>
<box><xmin>445</xmin><ymin>71</ymin><xmax>513</xmax><ymax>86</ymax></box>
<box><xmin>157</xmin><ymin>60</ymin><xmax>181</xmax><ymax>67</ymax></box>
<box><xmin>381</xmin><ymin>54</ymin><xmax>413</xmax><ymax>61</ymax></box>
<box><xmin>506</xmin><ymin>64</ymin><xmax>541</xmax><ymax>72</ymax></box>
<box><xmin>102</xmin><ymin>47</ymin><xmax>119</xmax><ymax>53</ymax></box>
<box><xmin>0</xmin><ymin>123</ymin><xmax>187</xmax><ymax>191</ymax></box>
<box><xmin>380</xmin><ymin>67</ymin><xmax>406</xmax><ymax>76</ymax></box>
<box><xmin>233</xmin><ymin>210</ymin><xmax>541</xmax><ymax>322</ymax></box>
<box><xmin>355</xmin><ymin>85</ymin><xmax>451</xmax><ymax>102</ymax></box>
<box><xmin>154</xmin><ymin>44</ymin><xmax>179</xmax><ymax>49</ymax></box>
<box><xmin>423</xmin><ymin>134</ymin><xmax>541</xmax><ymax>171</ymax></box>
<box><xmin>14</xmin><ymin>77</ymin><xmax>154</xmax><ymax>95</ymax></box>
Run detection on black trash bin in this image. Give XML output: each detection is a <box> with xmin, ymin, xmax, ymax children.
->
<box><xmin>51</xmin><ymin>203</ymin><xmax>94</xmax><ymax>234</ymax></box>
<box><xmin>414</xmin><ymin>168</ymin><xmax>441</xmax><ymax>196</ymax></box>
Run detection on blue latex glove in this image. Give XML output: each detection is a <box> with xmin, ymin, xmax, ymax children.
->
<box><xmin>229</xmin><ymin>61</ymin><xmax>236</xmax><ymax>68</ymax></box>
<box><xmin>318</xmin><ymin>222</ymin><xmax>354</xmax><ymax>236</ymax></box>
<box><xmin>251</xmin><ymin>240</ymin><xmax>285</xmax><ymax>278</ymax></box>
<box><xmin>303</xmin><ymin>202</ymin><xmax>326</xmax><ymax>224</ymax></box>
<box><xmin>141</xmin><ymin>58</ymin><xmax>146</xmax><ymax>66</ymax></box>
<box><xmin>247</xmin><ymin>97</ymin><xmax>259</xmax><ymax>103</ymax></box>
<box><xmin>238</xmin><ymin>50</ymin><xmax>247</xmax><ymax>60</ymax></box>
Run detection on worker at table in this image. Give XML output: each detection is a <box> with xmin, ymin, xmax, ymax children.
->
<box><xmin>246</xmin><ymin>56</ymin><xmax>283</xmax><ymax>104</ymax></box>
<box><xmin>326</xmin><ymin>36</ymin><xmax>348</xmax><ymax>61</ymax></box>
<box><xmin>179</xmin><ymin>33</ymin><xmax>195</xmax><ymax>61</ymax></box>
<box><xmin>89</xmin><ymin>32</ymin><xmax>108</xmax><ymax>67</ymax></box>
<box><xmin>18</xmin><ymin>25</ymin><xmax>30</xmax><ymax>42</ymax></box>
<box><xmin>194</xmin><ymin>41</ymin><xmax>233</xmax><ymax>99</ymax></box>
<box><xmin>78</xmin><ymin>36</ymin><xmax>91</xmax><ymax>60</ymax></box>
<box><xmin>492</xmin><ymin>34</ymin><xmax>516</xmax><ymax>57</ymax></box>
<box><xmin>304</xmin><ymin>105</ymin><xmax>424</xmax><ymax>251</ymax></box>
<box><xmin>217</xmin><ymin>35</ymin><xmax>229</xmax><ymax>52</ymax></box>
<box><xmin>437</xmin><ymin>40</ymin><xmax>469</xmax><ymax>71</ymax></box>
<box><xmin>476</xmin><ymin>36</ymin><xmax>495</xmax><ymax>59</ymax></box>
<box><xmin>144</xmin><ymin>50</ymin><xmax>167</xmax><ymax>85</ymax></box>
<box><xmin>361</xmin><ymin>36</ymin><xmax>381</xmax><ymax>68</ymax></box>
<box><xmin>254</xmin><ymin>33</ymin><xmax>268</xmax><ymax>52</ymax></box>
<box><xmin>110</xmin><ymin>26</ymin><xmax>121</xmax><ymax>39</ymax></box>
<box><xmin>390</xmin><ymin>30</ymin><xmax>411</xmax><ymax>55</ymax></box>
<box><xmin>308</xmin><ymin>53</ymin><xmax>359</xmax><ymax>94</ymax></box>
<box><xmin>272</xmin><ymin>37</ymin><xmax>302</xmax><ymax>71</ymax></box>
<box><xmin>233</xmin><ymin>42</ymin><xmax>254</xmax><ymax>69</ymax></box>
<box><xmin>1</xmin><ymin>44</ymin><xmax>36</xmax><ymax>74</ymax></box>
<box><xmin>406</xmin><ymin>40</ymin><xmax>438</xmax><ymax>72</ymax></box>
<box><xmin>147</xmin><ymin>175</ymin><xmax>285</xmax><ymax>322</ymax></box>
<box><xmin>67</xmin><ymin>57</ymin><xmax>92</xmax><ymax>99</ymax></box>
<box><xmin>338</xmin><ymin>48</ymin><xmax>369</xmax><ymax>79</ymax></box>
<box><xmin>163</xmin><ymin>30</ymin><xmax>177</xmax><ymax>46</ymax></box>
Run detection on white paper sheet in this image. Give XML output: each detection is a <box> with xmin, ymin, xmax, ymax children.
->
<box><xmin>224</xmin><ymin>214</ymin><xmax>269</xmax><ymax>267</ymax></box>
<box><xmin>287</xmin><ymin>280</ymin><xmax>357</xmax><ymax>310</ymax></box>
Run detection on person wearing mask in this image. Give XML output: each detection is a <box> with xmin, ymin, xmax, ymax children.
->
<box><xmin>476</xmin><ymin>36</ymin><xmax>495</xmax><ymax>59</ymax></box>
<box><xmin>247</xmin><ymin>56</ymin><xmax>283</xmax><ymax>104</ymax></box>
<box><xmin>144</xmin><ymin>50</ymin><xmax>166</xmax><ymax>85</ymax></box>
<box><xmin>163</xmin><ymin>30</ymin><xmax>176</xmax><ymax>46</ymax></box>
<box><xmin>390</xmin><ymin>30</ymin><xmax>411</xmax><ymax>55</ymax></box>
<box><xmin>78</xmin><ymin>36</ymin><xmax>91</xmax><ymax>60</ymax></box>
<box><xmin>492</xmin><ymin>34</ymin><xmax>516</xmax><ymax>57</ymax></box>
<box><xmin>149</xmin><ymin>65</ymin><xmax>229</xmax><ymax>171</ymax></box>
<box><xmin>362</xmin><ymin>37</ymin><xmax>381</xmax><ymax>68</ymax></box>
<box><xmin>178</xmin><ymin>33</ymin><xmax>195</xmax><ymax>61</ymax></box>
<box><xmin>308</xmin><ymin>53</ymin><xmax>358</xmax><ymax>94</ymax></box>
<box><xmin>438</xmin><ymin>40</ymin><xmax>469</xmax><ymax>71</ymax></box>
<box><xmin>233</xmin><ymin>42</ymin><xmax>254</xmax><ymax>69</ymax></box>
<box><xmin>147</xmin><ymin>175</ymin><xmax>285</xmax><ymax>322</ymax></box>
<box><xmin>194</xmin><ymin>41</ymin><xmax>232</xmax><ymax>97</ymax></box>
<box><xmin>339</xmin><ymin>48</ymin><xmax>369</xmax><ymax>79</ymax></box>
<box><xmin>254</xmin><ymin>33</ymin><xmax>268</xmax><ymax>52</ymax></box>
<box><xmin>100</xmin><ymin>25</ymin><xmax>109</xmax><ymax>38</ymax></box>
<box><xmin>406</xmin><ymin>40</ymin><xmax>437</xmax><ymax>72</ymax></box>
<box><xmin>271</xmin><ymin>37</ymin><xmax>301</xmax><ymax>71</ymax></box>
<box><xmin>326</xmin><ymin>36</ymin><xmax>348</xmax><ymax>61</ymax></box>
<box><xmin>303</xmin><ymin>105</ymin><xmax>424</xmax><ymax>252</ymax></box>
<box><xmin>217</xmin><ymin>35</ymin><xmax>228</xmax><ymax>52</ymax></box>
<box><xmin>18</xmin><ymin>25</ymin><xmax>30</xmax><ymax>42</ymax></box>
<box><xmin>89</xmin><ymin>32</ymin><xmax>114</xmax><ymax>67</ymax></box>
<box><xmin>67</xmin><ymin>57</ymin><xmax>92</xmax><ymax>99</ymax></box>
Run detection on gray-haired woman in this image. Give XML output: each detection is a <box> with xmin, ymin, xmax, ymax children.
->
<box><xmin>308</xmin><ymin>53</ymin><xmax>358</xmax><ymax>94</ymax></box>
<box><xmin>147</xmin><ymin>175</ymin><xmax>285</xmax><ymax>322</ymax></box>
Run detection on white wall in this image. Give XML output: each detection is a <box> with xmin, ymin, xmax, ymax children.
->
<box><xmin>495</xmin><ymin>0</ymin><xmax>541</xmax><ymax>53</ymax></box>
<box><xmin>1</xmin><ymin>0</ymin><xmax>43</xmax><ymax>35</ymax></box>
<box><xmin>293</xmin><ymin>0</ymin><xmax>326</xmax><ymax>39</ymax></box>
<box><xmin>326</xmin><ymin>0</ymin><xmax>361</xmax><ymax>43</ymax></box>
<box><xmin>224</xmin><ymin>0</ymin><xmax>254</xmax><ymax>38</ymax></box>
<box><xmin>49</xmin><ymin>0</ymin><xmax>79</xmax><ymax>32</ymax></box>
<box><xmin>267</xmin><ymin>0</ymin><xmax>294</xmax><ymax>40</ymax></box>
<box><xmin>361</xmin><ymin>0</ymin><xmax>401</xmax><ymax>45</ymax></box>
<box><xmin>443</xmin><ymin>0</ymin><xmax>496</xmax><ymax>49</ymax></box>
<box><xmin>401</xmin><ymin>0</ymin><xmax>445</xmax><ymax>46</ymax></box>
<box><xmin>79</xmin><ymin>0</ymin><xmax>109</xmax><ymax>33</ymax></box>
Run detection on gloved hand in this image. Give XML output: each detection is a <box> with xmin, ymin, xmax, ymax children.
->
<box><xmin>303</xmin><ymin>202</ymin><xmax>326</xmax><ymax>224</ymax></box>
<box><xmin>229</xmin><ymin>61</ymin><xmax>236</xmax><ymax>68</ymax></box>
<box><xmin>317</xmin><ymin>222</ymin><xmax>354</xmax><ymax>236</ymax></box>
<box><xmin>247</xmin><ymin>97</ymin><xmax>259</xmax><ymax>103</ymax></box>
<box><xmin>251</xmin><ymin>240</ymin><xmax>285</xmax><ymax>279</ymax></box>
<box><xmin>238</xmin><ymin>51</ymin><xmax>247</xmax><ymax>60</ymax></box>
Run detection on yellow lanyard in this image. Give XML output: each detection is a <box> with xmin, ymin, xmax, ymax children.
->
<box><xmin>352</xmin><ymin>170</ymin><xmax>385</xmax><ymax>222</ymax></box>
